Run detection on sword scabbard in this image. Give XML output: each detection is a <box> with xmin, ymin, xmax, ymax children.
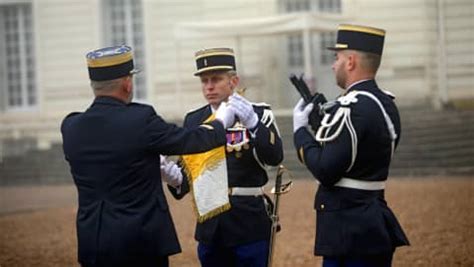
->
<box><xmin>267</xmin><ymin>165</ymin><xmax>293</xmax><ymax>267</ymax></box>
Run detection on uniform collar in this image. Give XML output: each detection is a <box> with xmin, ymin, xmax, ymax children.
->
<box><xmin>347</xmin><ymin>79</ymin><xmax>378</xmax><ymax>93</ymax></box>
<box><xmin>210</xmin><ymin>105</ymin><xmax>216</xmax><ymax>114</ymax></box>
<box><xmin>93</xmin><ymin>96</ymin><xmax>128</xmax><ymax>106</ymax></box>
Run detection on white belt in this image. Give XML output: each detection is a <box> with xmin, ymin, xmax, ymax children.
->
<box><xmin>334</xmin><ymin>178</ymin><xmax>386</xmax><ymax>191</ymax></box>
<box><xmin>229</xmin><ymin>187</ymin><xmax>264</xmax><ymax>196</ymax></box>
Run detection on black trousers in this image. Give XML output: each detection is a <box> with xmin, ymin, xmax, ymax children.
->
<box><xmin>322</xmin><ymin>253</ymin><xmax>393</xmax><ymax>267</ymax></box>
<box><xmin>82</xmin><ymin>256</ymin><xmax>169</xmax><ymax>267</ymax></box>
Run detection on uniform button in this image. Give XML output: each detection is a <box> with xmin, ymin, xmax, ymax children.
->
<box><xmin>320</xmin><ymin>204</ymin><xmax>325</xmax><ymax>209</ymax></box>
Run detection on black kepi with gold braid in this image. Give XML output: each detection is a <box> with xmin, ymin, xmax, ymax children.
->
<box><xmin>327</xmin><ymin>24</ymin><xmax>386</xmax><ymax>56</ymax></box>
<box><xmin>86</xmin><ymin>45</ymin><xmax>140</xmax><ymax>81</ymax></box>
<box><xmin>194</xmin><ymin>48</ymin><xmax>236</xmax><ymax>76</ymax></box>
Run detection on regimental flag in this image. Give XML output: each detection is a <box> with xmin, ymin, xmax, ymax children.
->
<box><xmin>181</xmin><ymin>113</ymin><xmax>230</xmax><ymax>223</ymax></box>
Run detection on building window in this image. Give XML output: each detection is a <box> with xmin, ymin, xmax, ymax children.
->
<box><xmin>282</xmin><ymin>0</ymin><xmax>311</xmax><ymax>67</ymax></box>
<box><xmin>101</xmin><ymin>0</ymin><xmax>146</xmax><ymax>100</ymax></box>
<box><xmin>0</xmin><ymin>4</ymin><xmax>36</xmax><ymax>110</ymax></box>
<box><xmin>281</xmin><ymin>0</ymin><xmax>341</xmax><ymax>13</ymax></box>
<box><xmin>317</xmin><ymin>0</ymin><xmax>340</xmax><ymax>64</ymax></box>
<box><xmin>280</xmin><ymin>0</ymin><xmax>341</xmax><ymax>67</ymax></box>
<box><xmin>288</xmin><ymin>34</ymin><xmax>304</xmax><ymax>67</ymax></box>
<box><xmin>320</xmin><ymin>32</ymin><xmax>336</xmax><ymax>65</ymax></box>
<box><xmin>318</xmin><ymin>0</ymin><xmax>341</xmax><ymax>13</ymax></box>
<box><xmin>285</xmin><ymin>0</ymin><xmax>311</xmax><ymax>12</ymax></box>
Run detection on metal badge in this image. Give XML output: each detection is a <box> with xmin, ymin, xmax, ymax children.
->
<box><xmin>226</xmin><ymin>122</ymin><xmax>251</xmax><ymax>157</ymax></box>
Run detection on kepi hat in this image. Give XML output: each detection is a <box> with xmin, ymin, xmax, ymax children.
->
<box><xmin>327</xmin><ymin>24</ymin><xmax>386</xmax><ymax>56</ymax></box>
<box><xmin>194</xmin><ymin>48</ymin><xmax>236</xmax><ymax>76</ymax></box>
<box><xmin>86</xmin><ymin>45</ymin><xmax>140</xmax><ymax>81</ymax></box>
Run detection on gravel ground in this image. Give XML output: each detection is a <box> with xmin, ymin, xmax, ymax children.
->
<box><xmin>0</xmin><ymin>177</ymin><xmax>473</xmax><ymax>267</ymax></box>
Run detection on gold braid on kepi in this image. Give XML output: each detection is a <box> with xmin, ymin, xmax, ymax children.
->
<box><xmin>86</xmin><ymin>45</ymin><xmax>140</xmax><ymax>81</ymax></box>
<box><xmin>194</xmin><ymin>47</ymin><xmax>236</xmax><ymax>76</ymax></box>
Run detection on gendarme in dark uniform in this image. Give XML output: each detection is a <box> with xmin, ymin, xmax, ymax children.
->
<box><xmin>61</xmin><ymin>45</ymin><xmax>228</xmax><ymax>267</ymax></box>
<box><xmin>293</xmin><ymin>25</ymin><xmax>409</xmax><ymax>267</ymax></box>
<box><xmin>170</xmin><ymin>48</ymin><xmax>284</xmax><ymax>267</ymax></box>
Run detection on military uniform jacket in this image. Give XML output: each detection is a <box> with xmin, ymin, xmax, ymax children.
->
<box><xmin>294</xmin><ymin>80</ymin><xmax>409</xmax><ymax>257</ymax></box>
<box><xmin>171</xmin><ymin>103</ymin><xmax>283</xmax><ymax>247</ymax></box>
<box><xmin>61</xmin><ymin>96</ymin><xmax>226</xmax><ymax>266</ymax></box>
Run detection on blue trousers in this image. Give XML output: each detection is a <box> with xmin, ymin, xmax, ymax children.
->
<box><xmin>197</xmin><ymin>240</ymin><xmax>269</xmax><ymax>267</ymax></box>
<box><xmin>322</xmin><ymin>253</ymin><xmax>393</xmax><ymax>267</ymax></box>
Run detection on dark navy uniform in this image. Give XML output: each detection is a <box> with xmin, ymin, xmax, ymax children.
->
<box><xmin>62</xmin><ymin>97</ymin><xmax>226</xmax><ymax>266</ymax></box>
<box><xmin>62</xmin><ymin>45</ymin><xmax>227</xmax><ymax>267</ymax></box>
<box><xmin>294</xmin><ymin>79</ymin><xmax>409</xmax><ymax>258</ymax></box>
<box><xmin>171</xmin><ymin>46</ymin><xmax>284</xmax><ymax>266</ymax></box>
<box><xmin>170</xmin><ymin>102</ymin><xmax>283</xmax><ymax>264</ymax></box>
<box><xmin>293</xmin><ymin>24</ymin><xmax>409</xmax><ymax>266</ymax></box>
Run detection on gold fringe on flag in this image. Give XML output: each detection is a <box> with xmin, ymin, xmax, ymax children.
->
<box><xmin>181</xmin><ymin>113</ymin><xmax>231</xmax><ymax>223</ymax></box>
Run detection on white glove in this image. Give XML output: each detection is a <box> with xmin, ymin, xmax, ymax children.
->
<box><xmin>160</xmin><ymin>155</ymin><xmax>183</xmax><ymax>188</ymax></box>
<box><xmin>293</xmin><ymin>98</ymin><xmax>314</xmax><ymax>132</ymax></box>
<box><xmin>215</xmin><ymin>101</ymin><xmax>235</xmax><ymax>128</ymax></box>
<box><xmin>228</xmin><ymin>94</ymin><xmax>258</xmax><ymax>129</ymax></box>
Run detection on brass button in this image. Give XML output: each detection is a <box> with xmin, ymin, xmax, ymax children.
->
<box><xmin>320</xmin><ymin>204</ymin><xmax>325</xmax><ymax>209</ymax></box>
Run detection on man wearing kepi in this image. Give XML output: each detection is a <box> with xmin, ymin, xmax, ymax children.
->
<box><xmin>293</xmin><ymin>25</ymin><xmax>409</xmax><ymax>267</ymax></box>
<box><xmin>168</xmin><ymin>47</ymin><xmax>284</xmax><ymax>267</ymax></box>
<box><xmin>61</xmin><ymin>45</ymin><xmax>235</xmax><ymax>267</ymax></box>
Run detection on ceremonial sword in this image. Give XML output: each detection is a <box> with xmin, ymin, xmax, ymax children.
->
<box><xmin>267</xmin><ymin>165</ymin><xmax>293</xmax><ymax>267</ymax></box>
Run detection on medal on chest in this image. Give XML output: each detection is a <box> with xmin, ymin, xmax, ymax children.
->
<box><xmin>226</xmin><ymin>121</ymin><xmax>250</xmax><ymax>158</ymax></box>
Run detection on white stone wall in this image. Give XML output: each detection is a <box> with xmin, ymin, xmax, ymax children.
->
<box><xmin>0</xmin><ymin>0</ymin><xmax>472</xmax><ymax>151</ymax></box>
<box><xmin>146</xmin><ymin>0</ymin><xmax>277</xmax><ymax>119</ymax></box>
<box><xmin>0</xmin><ymin>0</ymin><xmax>98</xmax><ymax>146</ymax></box>
<box><xmin>443</xmin><ymin>0</ymin><xmax>474</xmax><ymax>101</ymax></box>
